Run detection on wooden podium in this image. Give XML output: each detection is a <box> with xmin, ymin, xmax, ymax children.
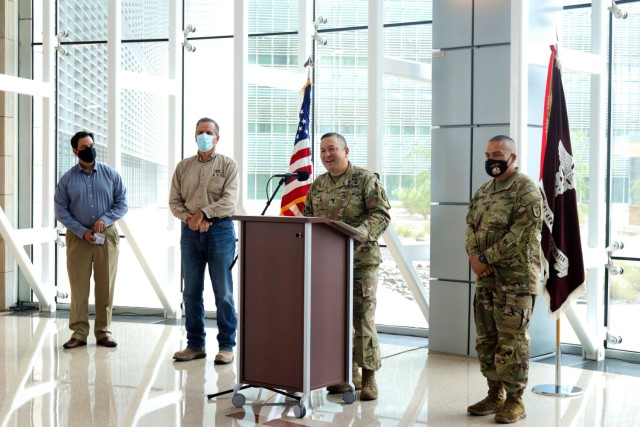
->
<box><xmin>229</xmin><ymin>215</ymin><xmax>362</xmax><ymax>417</ymax></box>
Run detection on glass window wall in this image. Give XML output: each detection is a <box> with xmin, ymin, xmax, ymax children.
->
<box><xmin>30</xmin><ymin>0</ymin><xmax>640</xmax><ymax>344</ymax></box>
<box><xmin>54</xmin><ymin>2</ymin><xmax>174</xmax><ymax>309</ymax></box>
<box><xmin>40</xmin><ymin>0</ymin><xmax>434</xmax><ymax>332</ymax></box>
<box><xmin>608</xmin><ymin>1</ymin><xmax>640</xmax><ymax>353</ymax></box>
<box><xmin>185</xmin><ymin>0</ymin><xmax>235</xmax><ymax>37</ymax></box>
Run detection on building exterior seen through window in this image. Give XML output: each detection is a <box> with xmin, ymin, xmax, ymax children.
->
<box><xmin>32</xmin><ymin>1</ymin><xmax>640</xmax><ymax>343</ymax></box>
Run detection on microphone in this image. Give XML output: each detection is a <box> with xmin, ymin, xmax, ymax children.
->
<box><xmin>272</xmin><ymin>170</ymin><xmax>310</xmax><ymax>181</ymax></box>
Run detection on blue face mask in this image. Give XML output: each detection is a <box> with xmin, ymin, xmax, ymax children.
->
<box><xmin>196</xmin><ymin>133</ymin><xmax>215</xmax><ymax>152</ymax></box>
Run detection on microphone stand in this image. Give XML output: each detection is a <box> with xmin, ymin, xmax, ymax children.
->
<box><xmin>261</xmin><ymin>177</ymin><xmax>287</xmax><ymax>216</ymax></box>
<box><xmin>228</xmin><ymin>176</ymin><xmax>287</xmax><ymax>271</ymax></box>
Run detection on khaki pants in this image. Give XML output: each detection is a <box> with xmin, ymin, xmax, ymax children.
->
<box><xmin>66</xmin><ymin>226</ymin><xmax>120</xmax><ymax>341</ymax></box>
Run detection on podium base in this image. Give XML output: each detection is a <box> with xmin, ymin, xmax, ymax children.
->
<box><xmin>206</xmin><ymin>385</ymin><xmax>301</xmax><ymax>401</ymax></box>
<box><xmin>532</xmin><ymin>384</ymin><xmax>583</xmax><ymax>397</ymax></box>
<box><xmin>207</xmin><ymin>385</ymin><xmax>308</xmax><ymax>418</ymax></box>
<box><xmin>206</xmin><ymin>384</ymin><xmax>252</xmax><ymax>400</ymax></box>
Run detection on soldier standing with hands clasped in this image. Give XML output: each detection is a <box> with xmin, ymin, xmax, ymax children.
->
<box><xmin>465</xmin><ymin>135</ymin><xmax>543</xmax><ymax>424</ymax></box>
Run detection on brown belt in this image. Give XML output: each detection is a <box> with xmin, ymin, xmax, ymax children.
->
<box><xmin>85</xmin><ymin>223</ymin><xmax>114</xmax><ymax>230</ymax></box>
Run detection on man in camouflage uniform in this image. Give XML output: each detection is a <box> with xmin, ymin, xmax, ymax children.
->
<box><xmin>465</xmin><ymin>135</ymin><xmax>543</xmax><ymax>424</ymax></box>
<box><xmin>303</xmin><ymin>132</ymin><xmax>391</xmax><ymax>401</ymax></box>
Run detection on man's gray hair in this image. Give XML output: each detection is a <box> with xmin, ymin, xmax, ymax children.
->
<box><xmin>321</xmin><ymin>132</ymin><xmax>348</xmax><ymax>148</ymax></box>
<box><xmin>196</xmin><ymin>117</ymin><xmax>220</xmax><ymax>136</ymax></box>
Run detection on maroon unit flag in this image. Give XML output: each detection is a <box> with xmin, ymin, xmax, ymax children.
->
<box><xmin>280</xmin><ymin>82</ymin><xmax>313</xmax><ymax>216</ymax></box>
<box><xmin>539</xmin><ymin>45</ymin><xmax>586</xmax><ymax>314</ymax></box>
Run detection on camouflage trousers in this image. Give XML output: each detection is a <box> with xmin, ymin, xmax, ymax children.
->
<box><xmin>473</xmin><ymin>285</ymin><xmax>536</xmax><ymax>396</ymax></box>
<box><xmin>353</xmin><ymin>266</ymin><xmax>381</xmax><ymax>371</ymax></box>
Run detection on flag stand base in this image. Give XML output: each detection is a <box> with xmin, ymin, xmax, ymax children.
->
<box><xmin>532</xmin><ymin>384</ymin><xmax>583</xmax><ymax>397</ymax></box>
<box><xmin>533</xmin><ymin>322</ymin><xmax>583</xmax><ymax>398</ymax></box>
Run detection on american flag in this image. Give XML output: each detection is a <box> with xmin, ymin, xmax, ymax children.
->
<box><xmin>280</xmin><ymin>82</ymin><xmax>313</xmax><ymax>216</ymax></box>
<box><xmin>539</xmin><ymin>45</ymin><xmax>585</xmax><ymax>314</ymax></box>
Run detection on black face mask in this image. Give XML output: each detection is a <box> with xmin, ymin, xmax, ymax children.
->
<box><xmin>77</xmin><ymin>147</ymin><xmax>97</xmax><ymax>163</ymax></box>
<box><xmin>484</xmin><ymin>155</ymin><xmax>512</xmax><ymax>178</ymax></box>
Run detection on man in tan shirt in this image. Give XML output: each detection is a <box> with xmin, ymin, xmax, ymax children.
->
<box><xmin>169</xmin><ymin>117</ymin><xmax>239</xmax><ymax>365</ymax></box>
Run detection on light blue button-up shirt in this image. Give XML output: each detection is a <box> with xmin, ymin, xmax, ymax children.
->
<box><xmin>54</xmin><ymin>161</ymin><xmax>128</xmax><ymax>238</ymax></box>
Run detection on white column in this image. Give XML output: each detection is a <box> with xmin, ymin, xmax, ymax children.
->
<box><xmin>164</xmin><ymin>0</ymin><xmax>182</xmax><ymax>319</ymax></box>
<box><xmin>233</xmin><ymin>0</ymin><xmax>248</xmax><ymax>215</ymax></box>
<box><xmin>582</xmin><ymin>0</ymin><xmax>608</xmax><ymax>361</ymax></box>
<box><xmin>367</xmin><ymin>0</ymin><xmax>383</xmax><ymax>172</ymax></box>
<box><xmin>299</xmin><ymin>0</ymin><xmax>312</xmax><ymax>70</ymax></box>
<box><xmin>107</xmin><ymin>1</ymin><xmax>122</xmax><ymax>170</ymax></box>
<box><xmin>39</xmin><ymin>0</ymin><xmax>56</xmax><ymax>311</ymax></box>
<box><xmin>510</xmin><ymin>0</ymin><xmax>529</xmax><ymax>166</ymax></box>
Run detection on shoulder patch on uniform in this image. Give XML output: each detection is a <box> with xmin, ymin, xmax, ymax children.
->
<box><xmin>532</xmin><ymin>203</ymin><xmax>541</xmax><ymax>218</ymax></box>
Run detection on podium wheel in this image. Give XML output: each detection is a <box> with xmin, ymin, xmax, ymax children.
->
<box><xmin>293</xmin><ymin>404</ymin><xmax>306</xmax><ymax>418</ymax></box>
<box><xmin>232</xmin><ymin>393</ymin><xmax>246</xmax><ymax>408</ymax></box>
<box><xmin>343</xmin><ymin>390</ymin><xmax>356</xmax><ymax>404</ymax></box>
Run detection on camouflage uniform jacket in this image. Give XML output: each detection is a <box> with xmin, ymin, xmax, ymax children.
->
<box><xmin>465</xmin><ymin>169</ymin><xmax>543</xmax><ymax>294</ymax></box>
<box><xmin>303</xmin><ymin>162</ymin><xmax>391</xmax><ymax>268</ymax></box>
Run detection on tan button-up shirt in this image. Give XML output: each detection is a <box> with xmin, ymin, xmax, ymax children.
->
<box><xmin>169</xmin><ymin>152</ymin><xmax>239</xmax><ymax>221</ymax></box>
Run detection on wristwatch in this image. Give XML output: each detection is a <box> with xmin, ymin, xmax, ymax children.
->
<box><xmin>479</xmin><ymin>253</ymin><xmax>488</xmax><ymax>264</ymax></box>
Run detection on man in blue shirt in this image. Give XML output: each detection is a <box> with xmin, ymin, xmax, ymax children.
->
<box><xmin>54</xmin><ymin>131</ymin><xmax>128</xmax><ymax>349</ymax></box>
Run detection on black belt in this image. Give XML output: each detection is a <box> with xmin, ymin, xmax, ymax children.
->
<box><xmin>209</xmin><ymin>216</ymin><xmax>230</xmax><ymax>224</ymax></box>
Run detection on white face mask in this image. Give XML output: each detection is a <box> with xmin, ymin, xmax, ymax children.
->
<box><xmin>196</xmin><ymin>133</ymin><xmax>214</xmax><ymax>152</ymax></box>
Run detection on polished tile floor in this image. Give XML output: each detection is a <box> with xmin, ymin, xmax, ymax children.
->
<box><xmin>1</xmin><ymin>311</ymin><xmax>639</xmax><ymax>426</ymax></box>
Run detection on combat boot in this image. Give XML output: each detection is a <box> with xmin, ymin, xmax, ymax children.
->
<box><xmin>467</xmin><ymin>385</ymin><xmax>506</xmax><ymax>416</ymax></box>
<box><xmin>353</xmin><ymin>362</ymin><xmax>362</xmax><ymax>391</ymax></box>
<box><xmin>360</xmin><ymin>369</ymin><xmax>378</xmax><ymax>401</ymax></box>
<box><xmin>494</xmin><ymin>394</ymin><xmax>526</xmax><ymax>423</ymax></box>
<box><xmin>327</xmin><ymin>362</ymin><xmax>362</xmax><ymax>394</ymax></box>
<box><xmin>326</xmin><ymin>382</ymin><xmax>352</xmax><ymax>394</ymax></box>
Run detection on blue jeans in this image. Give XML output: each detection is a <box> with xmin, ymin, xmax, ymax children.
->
<box><xmin>181</xmin><ymin>220</ymin><xmax>237</xmax><ymax>351</ymax></box>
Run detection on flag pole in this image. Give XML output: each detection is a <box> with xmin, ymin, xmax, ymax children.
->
<box><xmin>278</xmin><ymin>58</ymin><xmax>314</xmax><ymax>217</ymax></box>
<box><xmin>532</xmin><ymin>318</ymin><xmax>582</xmax><ymax>397</ymax></box>
<box><xmin>532</xmin><ymin>44</ymin><xmax>584</xmax><ymax>398</ymax></box>
<box><xmin>304</xmin><ymin>56</ymin><xmax>314</xmax><ymax>83</ymax></box>
<box><xmin>555</xmin><ymin>319</ymin><xmax>561</xmax><ymax>386</ymax></box>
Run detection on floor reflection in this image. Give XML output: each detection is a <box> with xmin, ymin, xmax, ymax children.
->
<box><xmin>0</xmin><ymin>312</ymin><xmax>639</xmax><ymax>426</ymax></box>
<box><xmin>0</xmin><ymin>316</ymin><xmax>57</xmax><ymax>426</ymax></box>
